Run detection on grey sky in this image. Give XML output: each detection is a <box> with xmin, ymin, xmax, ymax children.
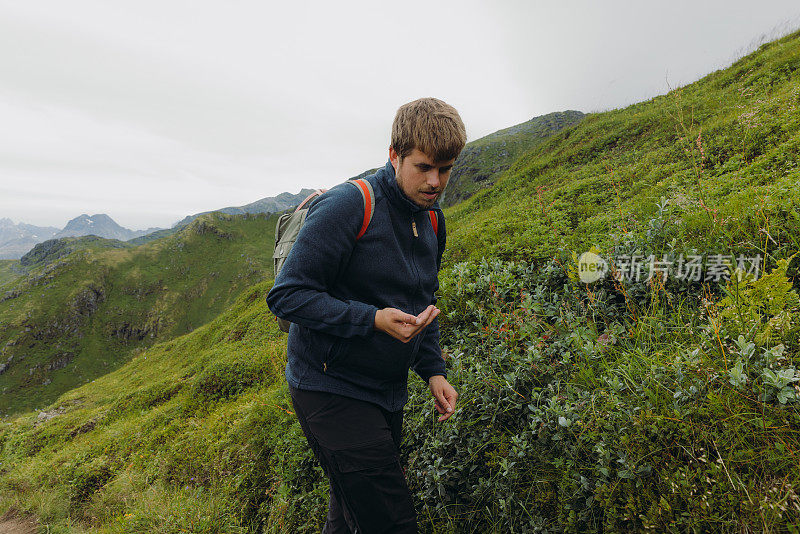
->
<box><xmin>1</xmin><ymin>1</ymin><xmax>798</xmax><ymax>230</ymax></box>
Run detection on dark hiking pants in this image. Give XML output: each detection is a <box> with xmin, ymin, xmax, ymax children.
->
<box><xmin>289</xmin><ymin>385</ymin><xmax>418</xmax><ymax>534</ymax></box>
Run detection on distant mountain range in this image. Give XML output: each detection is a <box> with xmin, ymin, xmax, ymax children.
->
<box><xmin>171</xmin><ymin>190</ymin><xmax>316</xmax><ymax>228</ymax></box>
<box><xmin>0</xmin><ymin>218</ymin><xmax>60</xmax><ymax>260</ymax></box>
<box><xmin>0</xmin><ymin>189</ymin><xmax>316</xmax><ymax>259</ymax></box>
<box><xmin>0</xmin><ymin>215</ymin><xmax>164</xmax><ymax>260</ymax></box>
<box><xmin>54</xmin><ymin>214</ymin><xmax>164</xmax><ymax>242</ymax></box>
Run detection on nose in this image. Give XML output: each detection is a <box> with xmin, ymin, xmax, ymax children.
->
<box><xmin>426</xmin><ymin>169</ymin><xmax>441</xmax><ymax>189</ymax></box>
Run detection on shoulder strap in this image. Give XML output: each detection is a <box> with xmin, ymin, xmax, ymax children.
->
<box><xmin>347</xmin><ymin>179</ymin><xmax>374</xmax><ymax>240</ymax></box>
<box><xmin>294</xmin><ymin>189</ymin><xmax>327</xmax><ymax>212</ymax></box>
<box><xmin>428</xmin><ymin>210</ymin><xmax>438</xmax><ymax>236</ymax></box>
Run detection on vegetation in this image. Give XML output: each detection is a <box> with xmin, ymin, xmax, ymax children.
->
<box><xmin>444</xmin><ymin>32</ymin><xmax>800</xmax><ymax>267</ymax></box>
<box><xmin>0</xmin><ymin>212</ymin><xmax>278</xmax><ymax>416</ymax></box>
<box><xmin>441</xmin><ymin>110</ymin><xmax>585</xmax><ymax>208</ymax></box>
<box><xmin>1</xmin><ymin>28</ymin><xmax>800</xmax><ymax>533</ymax></box>
<box><xmin>0</xmin><ymin>260</ymin><xmax>20</xmax><ymax>288</ymax></box>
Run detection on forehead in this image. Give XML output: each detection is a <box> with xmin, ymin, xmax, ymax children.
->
<box><xmin>404</xmin><ymin>148</ymin><xmax>455</xmax><ymax>166</ymax></box>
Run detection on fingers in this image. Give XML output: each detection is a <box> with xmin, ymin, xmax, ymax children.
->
<box><xmin>381</xmin><ymin>306</ymin><xmax>440</xmax><ymax>343</ymax></box>
<box><xmin>392</xmin><ymin>309</ymin><xmax>420</xmax><ymax>325</ymax></box>
<box><xmin>433</xmin><ymin>388</ymin><xmax>454</xmax><ymax>423</ymax></box>
<box><xmin>414</xmin><ymin>305</ymin><xmax>435</xmax><ymax>325</ymax></box>
<box><xmin>434</xmin><ymin>390</ymin><xmax>452</xmax><ymax>413</ymax></box>
<box><xmin>432</xmin><ymin>380</ymin><xmax>457</xmax><ymax>423</ymax></box>
<box><xmin>410</xmin><ymin>306</ymin><xmax>439</xmax><ymax>334</ymax></box>
<box><xmin>437</xmin><ymin>408</ymin><xmax>454</xmax><ymax>422</ymax></box>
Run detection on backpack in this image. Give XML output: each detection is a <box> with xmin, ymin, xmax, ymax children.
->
<box><xmin>272</xmin><ymin>178</ymin><xmax>439</xmax><ymax>333</ymax></box>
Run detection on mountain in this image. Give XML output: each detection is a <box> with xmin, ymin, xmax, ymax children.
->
<box><xmin>1</xmin><ymin>29</ymin><xmax>800</xmax><ymax>533</ymax></box>
<box><xmin>0</xmin><ymin>218</ymin><xmax>59</xmax><ymax>260</ymax></box>
<box><xmin>18</xmin><ymin>235</ymin><xmax>133</xmax><ymax>268</ymax></box>
<box><xmin>440</xmin><ymin>110</ymin><xmax>585</xmax><ymax>207</ymax></box>
<box><xmin>0</xmin><ymin>212</ymin><xmax>278</xmax><ymax>416</ymax></box>
<box><xmin>53</xmin><ymin>213</ymin><xmax>164</xmax><ymax>241</ymax></box>
<box><xmin>172</xmin><ymin>189</ymin><xmax>316</xmax><ymax>228</ymax></box>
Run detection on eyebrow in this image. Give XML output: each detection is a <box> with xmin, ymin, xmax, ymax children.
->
<box><xmin>416</xmin><ymin>163</ymin><xmax>453</xmax><ymax>171</ymax></box>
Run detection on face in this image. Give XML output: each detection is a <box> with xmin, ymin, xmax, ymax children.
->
<box><xmin>389</xmin><ymin>147</ymin><xmax>455</xmax><ymax>209</ymax></box>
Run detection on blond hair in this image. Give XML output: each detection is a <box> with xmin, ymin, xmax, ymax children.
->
<box><xmin>390</xmin><ymin>98</ymin><xmax>466</xmax><ymax>162</ymax></box>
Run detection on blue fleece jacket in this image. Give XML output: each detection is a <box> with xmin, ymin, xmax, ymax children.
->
<box><xmin>266</xmin><ymin>161</ymin><xmax>447</xmax><ymax>411</ymax></box>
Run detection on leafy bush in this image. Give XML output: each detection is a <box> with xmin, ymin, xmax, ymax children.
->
<box><xmin>400</xmin><ymin>226</ymin><xmax>800</xmax><ymax>532</ymax></box>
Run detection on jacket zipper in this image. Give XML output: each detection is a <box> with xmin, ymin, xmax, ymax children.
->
<box><xmin>408</xmin><ymin>215</ymin><xmax>423</xmax><ymax>368</ymax></box>
<box><xmin>409</xmin><ymin>213</ymin><xmax>426</xmax><ymax>364</ymax></box>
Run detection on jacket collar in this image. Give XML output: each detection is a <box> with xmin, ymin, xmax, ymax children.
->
<box><xmin>375</xmin><ymin>160</ymin><xmax>440</xmax><ymax>214</ymax></box>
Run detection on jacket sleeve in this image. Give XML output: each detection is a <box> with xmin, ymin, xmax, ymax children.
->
<box><xmin>412</xmin><ymin>209</ymin><xmax>447</xmax><ymax>383</ymax></box>
<box><xmin>266</xmin><ymin>184</ymin><xmax>379</xmax><ymax>338</ymax></box>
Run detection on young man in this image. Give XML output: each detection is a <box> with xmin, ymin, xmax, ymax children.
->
<box><xmin>267</xmin><ymin>97</ymin><xmax>465</xmax><ymax>533</ymax></box>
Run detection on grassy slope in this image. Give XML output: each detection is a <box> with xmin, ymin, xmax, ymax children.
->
<box><xmin>0</xmin><ymin>237</ymin><xmax>134</xmax><ymax>288</ymax></box>
<box><xmin>0</xmin><ymin>281</ymin><xmax>299</xmax><ymax>533</ymax></box>
<box><xmin>0</xmin><ymin>212</ymin><xmax>278</xmax><ymax>416</ymax></box>
<box><xmin>124</xmin><ymin>227</ymin><xmax>181</xmax><ymax>246</ymax></box>
<box><xmin>0</xmin><ymin>30</ymin><xmax>799</xmax><ymax>533</ymax></box>
<box><xmin>0</xmin><ymin>260</ymin><xmax>20</xmax><ymax>287</ymax></box>
<box><xmin>444</xmin><ymin>31</ymin><xmax>800</xmax><ymax>267</ymax></box>
<box><xmin>441</xmin><ymin>110</ymin><xmax>585</xmax><ymax>208</ymax></box>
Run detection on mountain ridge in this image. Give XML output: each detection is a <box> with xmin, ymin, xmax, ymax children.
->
<box><xmin>171</xmin><ymin>189</ymin><xmax>316</xmax><ymax>228</ymax></box>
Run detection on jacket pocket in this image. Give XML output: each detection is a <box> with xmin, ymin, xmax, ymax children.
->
<box><xmin>324</xmin><ymin>336</ymin><xmax>348</xmax><ymax>371</ymax></box>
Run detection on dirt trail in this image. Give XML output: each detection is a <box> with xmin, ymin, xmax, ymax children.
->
<box><xmin>0</xmin><ymin>510</ymin><xmax>39</xmax><ymax>534</ymax></box>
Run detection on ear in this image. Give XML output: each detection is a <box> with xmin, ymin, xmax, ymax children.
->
<box><xmin>389</xmin><ymin>146</ymin><xmax>399</xmax><ymax>171</ymax></box>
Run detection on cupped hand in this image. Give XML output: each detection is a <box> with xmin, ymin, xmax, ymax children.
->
<box><xmin>374</xmin><ymin>305</ymin><xmax>439</xmax><ymax>343</ymax></box>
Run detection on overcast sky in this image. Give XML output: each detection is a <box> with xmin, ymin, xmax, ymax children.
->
<box><xmin>1</xmin><ymin>1</ymin><xmax>798</xmax><ymax>230</ymax></box>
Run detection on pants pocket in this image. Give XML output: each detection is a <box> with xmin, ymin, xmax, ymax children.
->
<box><xmin>331</xmin><ymin>439</ymin><xmax>398</xmax><ymax>473</ymax></box>
<box><xmin>330</xmin><ymin>439</ymin><xmax>417</xmax><ymax>533</ymax></box>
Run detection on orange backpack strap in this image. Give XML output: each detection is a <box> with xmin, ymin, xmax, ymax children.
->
<box><xmin>428</xmin><ymin>210</ymin><xmax>438</xmax><ymax>236</ymax></box>
<box><xmin>347</xmin><ymin>179</ymin><xmax>375</xmax><ymax>240</ymax></box>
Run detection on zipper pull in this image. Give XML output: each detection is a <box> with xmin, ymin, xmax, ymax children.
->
<box><xmin>411</xmin><ymin>220</ymin><xmax>418</xmax><ymax>237</ymax></box>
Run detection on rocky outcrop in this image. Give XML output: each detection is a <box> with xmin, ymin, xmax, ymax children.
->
<box><xmin>109</xmin><ymin>319</ymin><xmax>161</xmax><ymax>342</ymax></box>
<box><xmin>190</xmin><ymin>219</ymin><xmax>234</xmax><ymax>239</ymax></box>
<box><xmin>20</xmin><ymin>239</ymin><xmax>71</xmax><ymax>267</ymax></box>
<box><xmin>71</xmin><ymin>284</ymin><xmax>106</xmax><ymax>317</ymax></box>
<box><xmin>46</xmin><ymin>352</ymin><xmax>74</xmax><ymax>371</ymax></box>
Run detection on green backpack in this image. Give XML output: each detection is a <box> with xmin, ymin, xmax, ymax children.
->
<box><xmin>272</xmin><ymin>180</ymin><xmax>375</xmax><ymax>332</ymax></box>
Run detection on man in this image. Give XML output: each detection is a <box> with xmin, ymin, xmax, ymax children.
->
<box><xmin>267</xmin><ymin>97</ymin><xmax>465</xmax><ymax>533</ymax></box>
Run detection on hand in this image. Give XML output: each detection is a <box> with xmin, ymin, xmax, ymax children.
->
<box><xmin>428</xmin><ymin>375</ymin><xmax>458</xmax><ymax>422</ymax></box>
<box><xmin>374</xmin><ymin>305</ymin><xmax>439</xmax><ymax>343</ymax></box>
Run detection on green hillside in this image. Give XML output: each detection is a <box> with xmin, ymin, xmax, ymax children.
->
<box><xmin>1</xmin><ymin>29</ymin><xmax>800</xmax><ymax>533</ymax></box>
<box><xmin>441</xmin><ymin>110</ymin><xmax>585</xmax><ymax>207</ymax></box>
<box><xmin>0</xmin><ymin>212</ymin><xmax>278</xmax><ymax>416</ymax></box>
<box><xmin>444</xmin><ymin>35</ymin><xmax>800</xmax><ymax>265</ymax></box>
<box><xmin>125</xmin><ymin>227</ymin><xmax>181</xmax><ymax>246</ymax></box>
<box><xmin>0</xmin><ymin>280</ymin><xmax>292</xmax><ymax>532</ymax></box>
<box><xmin>0</xmin><ymin>260</ymin><xmax>20</xmax><ymax>288</ymax></box>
